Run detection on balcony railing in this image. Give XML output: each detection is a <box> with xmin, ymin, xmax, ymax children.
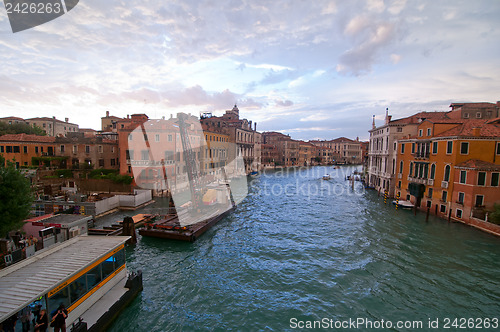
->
<box><xmin>415</xmin><ymin>152</ymin><xmax>430</xmax><ymax>159</ymax></box>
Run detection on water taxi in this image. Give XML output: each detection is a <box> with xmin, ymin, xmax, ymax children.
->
<box><xmin>0</xmin><ymin>236</ymin><xmax>142</xmax><ymax>331</ymax></box>
<box><xmin>322</xmin><ymin>174</ymin><xmax>331</xmax><ymax>180</ymax></box>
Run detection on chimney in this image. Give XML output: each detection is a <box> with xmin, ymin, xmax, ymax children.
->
<box><xmin>472</xmin><ymin>127</ymin><xmax>480</xmax><ymax>137</ymax></box>
<box><xmin>385</xmin><ymin>108</ymin><xmax>390</xmax><ymax>125</ymax></box>
<box><xmin>254</xmin><ymin>122</ymin><xmax>257</xmax><ymax>131</ymax></box>
<box><xmin>372</xmin><ymin>115</ymin><xmax>376</xmax><ymax>129</ymax></box>
<box><xmin>127</xmin><ymin>114</ymin><xmax>130</xmax><ymax>119</ymax></box>
<box><xmin>53</xmin><ymin>116</ymin><xmax>56</xmax><ymax>119</ymax></box>
<box><xmin>388</xmin><ymin>115</ymin><xmax>392</xmax><ymax>122</ymax></box>
<box><xmin>106</xmin><ymin>111</ymin><xmax>109</xmax><ymax>117</ymax></box>
<box><xmin>65</xmin><ymin>118</ymin><xmax>69</xmax><ymax>122</ymax></box>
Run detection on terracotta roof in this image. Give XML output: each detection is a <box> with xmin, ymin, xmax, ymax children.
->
<box><xmin>389</xmin><ymin>111</ymin><xmax>450</xmax><ymax>125</ymax></box>
<box><xmin>0</xmin><ymin>117</ymin><xmax>26</xmax><ymax>121</ymax></box>
<box><xmin>450</xmin><ymin>102</ymin><xmax>498</xmax><ymax>109</ymax></box>
<box><xmin>26</xmin><ymin>117</ymin><xmax>77</xmax><ymax>126</ymax></box>
<box><xmin>454</xmin><ymin>159</ymin><xmax>500</xmax><ymax>171</ymax></box>
<box><xmin>433</xmin><ymin>119</ymin><xmax>500</xmax><ymax>138</ymax></box>
<box><xmin>0</xmin><ymin>133</ymin><xmax>55</xmax><ymax>143</ymax></box>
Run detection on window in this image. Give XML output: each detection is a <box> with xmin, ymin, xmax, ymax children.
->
<box><xmin>409</xmin><ymin>162</ymin><xmax>413</xmax><ymax>176</ymax></box>
<box><xmin>478</xmin><ymin>172</ymin><xmax>486</xmax><ymax>186</ymax></box>
<box><xmin>496</xmin><ymin>142</ymin><xmax>500</xmax><ymax>155</ymax></box>
<box><xmin>85</xmin><ymin>145</ymin><xmax>90</xmax><ymax>153</ymax></box>
<box><xmin>475</xmin><ymin>195</ymin><xmax>484</xmax><ymax>207</ymax></box>
<box><xmin>399</xmin><ymin>161</ymin><xmax>403</xmax><ymax>174</ymax></box>
<box><xmin>141</xmin><ymin>150</ymin><xmax>149</xmax><ymax>160</ymax></box>
<box><xmin>5</xmin><ymin>146</ymin><xmax>12</xmax><ymax>153</ymax></box>
<box><xmin>427</xmin><ymin>128</ymin><xmax>431</xmax><ymax>136</ymax></box>
<box><xmin>47</xmin><ymin>287</ymin><xmax>70</xmax><ymax>316</ymax></box>
<box><xmin>155</xmin><ymin>134</ymin><xmax>160</xmax><ymax>142</ymax></box>
<box><xmin>460</xmin><ymin>142</ymin><xmax>469</xmax><ymax>154</ymax></box>
<box><xmin>125</xmin><ymin>150</ymin><xmax>133</xmax><ymax>160</ymax></box>
<box><xmin>86</xmin><ymin>265</ymin><xmax>102</xmax><ymax>290</ymax></box>
<box><xmin>459</xmin><ymin>170</ymin><xmax>467</xmax><ymax>184</ymax></box>
<box><xmin>0</xmin><ymin>146</ymin><xmax>3</xmax><ymax>153</ymax></box>
<box><xmin>440</xmin><ymin>205</ymin><xmax>446</xmax><ymax>213</ymax></box>
<box><xmin>398</xmin><ymin>181</ymin><xmax>401</xmax><ymax>189</ymax></box>
<box><xmin>401</xmin><ymin>144</ymin><xmax>405</xmax><ymax>154</ymax></box>
<box><xmin>419</xmin><ymin>129</ymin><xmax>423</xmax><ymax>137</ymax></box>
<box><xmin>73</xmin><ymin>145</ymin><xmax>77</xmax><ymax>153</ymax></box>
<box><xmin>476</xmin><ymin>112</ymin><xmax>482</xmax><ymax>118</ymax></box>
<box><xmin>35</xmin><ymin>146</ymin><xmax>38</xmax><ymax>153</ymax></box>
<box><xmin>430</xmin><ymin>164</ymin><xmax>436</xmax><ymax>179</ymax></box>
<box><xmin>23</xmin><ymin>146</ymin><xmax>27</xmax><ymax>153</ymax></box>
<box><xmin>464</xmin><ymin>112</ymin><xmax>469</xmax><ymax>118</ymax></box>
<box><xmin>412</xmin><ymin>143</ymin><xmax>415</xmax><ymax>154</ymax></box>
<box><xmin>491</xmin><ymin>173</ymin><xmax>499</xmax><ymax>187</ymax></box>
<box><xmin>98</xmin><ymin>145</ymin><xmax>103</xmax><ymax>153</ymax></box>
<box><xmin>111</xmin><ymin>147</ymin><xmax>115</xmax><ymax>153</ymax></box>
<box><xmin>428</xmin><ymin>188</ymin><xmax>433</xmax><ymax>198</ymax></box>
<box><xmin>69</xmin><ymin>275</ymin><xmax>87</xmax><ymax>303</ymax></box>
<box><xmin>397</xmin><ymin>127</ymin><xmax>402</xmax><ymax>132</ymax></box>
<box><xmin>446</xmin><ymin>141</ymin><xmax>453</xmax><ymax>154</ymax></box>
<box><xmin>60</xmin><ymin>145</ymin><xmax>65</xmax><ymax>153</ymax></box>
<box><xmin>444</xmin><ymin>165</ymin><xmax>450</xmax><ymax>182</ymax></box>
<box><xmin>99</xmin><ymin>159</ymin><xmax>104</xmax><ymax>167</ymax></box>
<box><xmin>456</xmin><ymin>209</ymin><xmax>463</xmax><ymax>218</ymax></box>
<box><xmin>458</xmin><ymin>192</ymin><xmax>465</xmax><ymax>204</ymax></box>
<box><xmin>432</xmin><ymin>141</ymin><xmax>438</xmax><ymax>154</ymax></box>
<box><xmin>110</xmin><ymin>159</ymin><xmax>116</xmax><ymax>166</ymax></box>
<box><xmin>442</xmin><ymin>190</ymin><xmax>448</xmax><ymax>202</ymax></box>
<box><xmin>168</xmin><ymin>134</ymin><xmax>173</xmax><ymax>142</ymax></box>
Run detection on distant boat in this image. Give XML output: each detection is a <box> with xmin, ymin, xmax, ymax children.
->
<box><xmin>392</xmin><ymin>200</ymin><xmax>414</xmax><ymax>209</ymax></box>
<box><xmin>322</xmin><ymin>174</ymin><xmax>331</xmax><ymax>180</ymax></box>
<box><xmin>334</xmin><ymin>166</ymin><xmax>340</xmax><ymax>169</ymax></box>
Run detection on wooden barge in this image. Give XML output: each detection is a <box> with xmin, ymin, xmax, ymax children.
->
<box><xmin>138</xmin><ymin>205</ymin><xmax>235</xmax><ymax>242</ymax></box>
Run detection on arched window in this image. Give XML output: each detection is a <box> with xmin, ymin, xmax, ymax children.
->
<box><xmin>430</xmin><ymin>164</ymin><xmax>436</xmax><ymax>179</ymax></box>
<box><xmin>444</xmin><ymin>165</ymin><xmax>451</xmax><ymax>182</ymax></box>
<box><xmin>409</xmin><ymin>162</ymin><xmax>413</xmax><ymax>176</ymax></box>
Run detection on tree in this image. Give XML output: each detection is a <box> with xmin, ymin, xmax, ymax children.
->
<box><xmin>489</xmin><ymin>203</ymin><xmax>500</xmax><ymax>225</ymax></box>
<box><xmin>0</xmin><ymin>122</ymin><xmax>46</xmax><ymax>136</ymax></box>
<box><xmin>0</xmin><ymin>156</ymin><xmax>34</xmax><ymax>237</ymax></box>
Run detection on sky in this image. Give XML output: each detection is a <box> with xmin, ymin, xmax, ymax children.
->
<box><xmin>0</xmin><ymin>0</ymin><xmax>499</xmax><ymax>141</ymax></box>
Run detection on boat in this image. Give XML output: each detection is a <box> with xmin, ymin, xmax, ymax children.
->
<box><xmin>139</xmin><ymin>203</ymin><xmax>235</xmax><ymax>242</ymax></box>
<box><xmin>322</xmin><ymin>174</ymin><xmax>331</xmax><ymax>180</ymax></box>
<box><xmin>0</xmin><ymin>236</ymin><xmax>142</xmax><ymax>331</ymax></box>
<box><xmin>334</xmin><ymin>166</ymin><xmax>340</xmax><ymax>169</ymax></box>
<box><xmin>392</xmin><ymin>200</ymin><xmax>414</xmax><ymax>209</ymax></box>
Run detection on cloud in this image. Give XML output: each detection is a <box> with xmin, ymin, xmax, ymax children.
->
<box><xmin>275</xmin><ymin>99</ymin><xmax>293</xmax><ymax>107</ymax></box>
<box><xmin>338</xmin><ymin>20</ymin><xmax>397</xmax><ymax>75</ymax></box>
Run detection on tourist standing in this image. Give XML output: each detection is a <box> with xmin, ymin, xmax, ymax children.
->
<box><xmin>52</xmin><ymin>304</ymin><xmax>68</xmax><ymax>332</ymax></box>
<box><xmin>34</xmin><ymin>309</ymin><xmax>48</xmax><ymax>332</ymax></box>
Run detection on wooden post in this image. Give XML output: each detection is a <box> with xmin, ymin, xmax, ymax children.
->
<box><xmin>122</xmin><ymin>216</ymin><xmax>137</xmax><ymax>244</ymax></box>
<box><xmin>426</xmin><ymin>206</ymin><xmax>430</xmax><ymax>222</ymax></box>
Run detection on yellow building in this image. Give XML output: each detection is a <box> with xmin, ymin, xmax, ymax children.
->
<box><xmin>202</xmin><ymin>130</ymin><xmax>229</xmax><ymax>176</ymax></box>
<box><xmin>397</xmin><ymin>118</ymin><xmax>500</xmax><ymax>222</ymax></box>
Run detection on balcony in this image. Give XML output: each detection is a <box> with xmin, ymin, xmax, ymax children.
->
<box><xmin>415</xmin><ymin>152</ymin><xmax>430</xmax><ymax>160</ymax></box>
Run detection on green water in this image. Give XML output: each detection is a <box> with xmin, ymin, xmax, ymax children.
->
<box><xmin>107</xmin><ymin>166</ymin><xmax>500</xmax><ymax>331</ymax></box>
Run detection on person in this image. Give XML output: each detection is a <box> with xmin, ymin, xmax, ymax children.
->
<box><xmin>2</xmin><ymin>314</ymin><xmax>17</xmax><ymax>332</ymax></box>
<box><xmin>34</xmin><ymin>309</ymin><xmax>48</xmax><ymax>332</ymax></box>
<box><xmin>32</xmin><ymin>304</ymin><xmax>41</xmax><ymax>327</ymax></box>
<box><xmin>51</xmin><ymin>304</ymin><xmax>68</xmax><ymax>332</ymax></box>
<box><xmin>20</xmin><ymin>306</ymin><xmax>32</xmax><ymax>332</ymax></box>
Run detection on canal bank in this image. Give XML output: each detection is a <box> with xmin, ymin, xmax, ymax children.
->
<box><xmin>104</xmin><ymin>166</ymin><xmax>499</xmax><ymax>331</ymax></box>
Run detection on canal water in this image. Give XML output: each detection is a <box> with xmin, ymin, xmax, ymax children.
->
<box><xmin>107</xmin><ymin>166</ymin><xmax>500</xmax><ymax>331</ymax></box>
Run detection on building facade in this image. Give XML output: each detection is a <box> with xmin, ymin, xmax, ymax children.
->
<box><xmin>26</xmin><ymin>117</ymin><xmax>79</xmax><ymax>137</ymax></box>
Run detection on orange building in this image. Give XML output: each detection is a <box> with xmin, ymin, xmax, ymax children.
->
<box><xmin>397</xmin><ymin>118</ymin><xmax>500</xmax><ymax>223</ymax></box>
<box><xmin>0</xmin><ymin>134</ymin><xmax>57</xmax><ymax>168</ymax></box>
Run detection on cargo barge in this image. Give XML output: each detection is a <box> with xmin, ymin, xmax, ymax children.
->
<box><xmin>138</xmin><ymin>205</ymin><xmax>235</xmax><ymax>242</ymax></box>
